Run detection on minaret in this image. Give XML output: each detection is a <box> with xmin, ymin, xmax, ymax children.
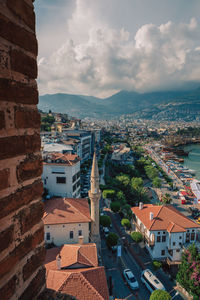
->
<box><xmin>89</xmin><ymin>152</ymin><xmax>101</xmax><ymax>252</ymax></box>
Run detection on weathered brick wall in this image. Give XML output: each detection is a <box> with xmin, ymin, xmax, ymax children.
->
<box><xmin>0</xmin><ymin>1</ymin><xmax>46</xmax><ymax>299</ymax></box>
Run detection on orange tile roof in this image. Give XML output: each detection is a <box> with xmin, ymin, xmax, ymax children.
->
<box><xmin>46</xmin><ymin>267</ymin><xmax>109</xmax><ymax>300</ymax></box>
<box><xmin>44</xmin><ymin>152</ymin><xmax>80</xmax><ymax>166</ymax></box>
<box><xmin>131</xmin><ymin>204</ymin><xmax>200</xmax><ymax>232</ymax></box>
<box><xmin>43</xmin><ymin>197</ymin><xmax>91</xmax><ymax>225</ymax></box>
<box><xmin>45</xmin><ymin>244</ymin><xmax>109</xmax><ymax>300</ymax></box>
<box><xmin>45</xmin><ymin>244</ymin><xmax>98</xmax><ymax>270</ymax></box>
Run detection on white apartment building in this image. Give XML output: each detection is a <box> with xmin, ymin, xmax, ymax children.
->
<box><xmin>43</xmin><ymin>197</ymin><xmax>91</xmax><ymax>246</ymax></box>
<box><xmin>42</xmin><ymin>152</ymin><xmax>81</xmax><ymax>198</ymax></box>
<box><xmin>132</xmin><ymin>204</ymin><xmax>200</xmax><ymax>263</ymax></box>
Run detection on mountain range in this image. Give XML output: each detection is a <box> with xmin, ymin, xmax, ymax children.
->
<box><xmin>38</xmin><ymin>88</ymin><xmax>200</xmax><ymax>121</ymax></box>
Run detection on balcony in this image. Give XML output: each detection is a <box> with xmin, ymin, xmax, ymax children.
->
<box><xmin>166</xmin><ymin>257</ymin><xmax>181</xmax><ymax>265</ymax></box>
<box><xmin>132</xmin><ymin>219</ymin><xmax>155</xmax><ymax>247</ymax></box>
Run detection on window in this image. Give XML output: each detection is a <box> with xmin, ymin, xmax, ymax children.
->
<box><xmin>73</xmin><ymin>174</ymin><xmax>76</xmax><ymax>183</ymax></box>
<box><xmin>173</xmin><ymin>242</ymin><xmax>176</xmax><ymax>246</ymax></box>
<box><xmin>63</xmin><ymin>225</ymin><xmax>65</xmax><ymax>228</ymax></box>
<box><xmin>191</xmin><ymin>233</ymin><xmax>195</xmax><ymax>241</ymax></box>
<box><xmin>176</xmin><ymin>249</ymin><xmax>180</xmax><ymax>252</ymax></box>
<box><xmin>157</xmin><ymin>236</ymin><xmax>161</xmax><ymax>243</ymax></box>
<box><xmin>78</xmin><ymin>230</ymin><xmax>82</xmax><ymax>236</ymax></box>
<box><xmin>46</xmin><ymin>232</ymin><xmax>50</xmax><ymax>240</ymax></box>
<box><xmin>192</xmin><ymin>229</ymin><xmax>194</xmax><ymax>232</ymax></box>
<box><xmin>44</xmin><ymin>179</ymin><xmax>46</xmax><ymax>185</ymax></box>
<box><xmin>163</xmin><ymin>231</ymin><xmax>166</xmax><ymax>234</ymax></box>
<box><xmin>73</xmin><ymin>183</ymin><xmax>76</xmax><ymax>192</ymax></box>
<box><xmin>56</xmin><ymin>177</ymin><xmax>66</xmax><ymax>184</ymax></box>
<box><xmin>179</xmin><ymin>236</ymin><xmax>182</xmax><ymax>239</ymax></box>
<box><xmin>158</xmin><ymin>232</ymin><xmax>160</xmax><ymax>234</ymax></box>
<box><xmin>161</xmin><ymin>250</ymin><xmax>165</xmax><ymax>256</ymax></box>
<box><xmin>162</xmin><ymin>236</ymin><xmax>166</xmax><ymax>242</ymax></box>
<box><xmin>70</xmin><ymin>231</ymin><xmax>74</xmax><ymax>239</ymax></box>
<box><xmin>79</xmin><ymin>224</ymin><xmax>81</xmax><ymax>226</ymax></box>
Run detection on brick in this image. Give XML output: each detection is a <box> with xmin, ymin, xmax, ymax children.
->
<box><xmin>6</xmin><ymin>0</ymin><xmax>35</xmax><ymax>31</ymax></box>
<box><xmin>23</xmin><ymin>246</ymin><xmax>46</xmax><ymax>281</ymax></box>
<box><xmin>0</xmin><ymin>111</ymin><xmax>5</xmax><ymax>129</ymax></box>
<box><xmin>0</xmin><ymin>275</ymin><xmax>17</xmax><ymax>300</ymax></box>
<box><xmin>0</xmin><ymin>180</ymin><xmax>43</xmax><ymax>219</ymax></box>
<box><xmin>0</xmin><ymin>227</ymin><xmax>44</xmax><ymax>279</ymax></box>
<box><xmin>0</xmin><ymin>12</ymin><xmax>37</xmax><ymax>55</ymax></box>
<box><xmin>19</xmin><ymin>268</ymin><xmax>46</xmax><ymax>300</ymax></box>
<box><xmin>0</xmin><ymin>78</ymin><xmax>38</xmax><ymax>104</ymax></box>
<box><xmin>0</xmin><ymin>133</ymin><xmax>40</xmax><ymax>160</ymax></box>
<box><xmin>10</xmin><ymin>48</ymin><xmax>37</xmax><ymax>78</ymax></box>
<box><xmin>0</xmin><ymin>225</ymin><xmax>14</xmax><ymax>253</ymax></box>
<box><xmin>15</xmin><ymin>107</ymin><xmax>40</xmax><ymax>129</ymax></box>
<box><xmin>17</xmin><ymin>154</ymin><xmax>42</xmax><ymax>183</ymax></box>
<box><xmin>18</xmin><ymin>201</ymin><xmax>44</xmax><ymax>234</ymax></box>
<box><xmin>0</xmin><ymin>168</ymin><xmax>10</xmax><ymax>191</ymax></box>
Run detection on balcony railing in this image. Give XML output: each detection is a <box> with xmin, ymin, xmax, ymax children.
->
<box><xmin>132</xmin><ymin>219</ymin><xmax>155</xmax><ymax>247</ymax></box>
<box><xmin>166</xmin><ymin>257</ymin><xmax>181</xmax><ymax>265</ymax></box>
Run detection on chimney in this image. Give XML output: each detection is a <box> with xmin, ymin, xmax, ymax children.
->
<box><xmin>150</xmin><ymin>212</ymin><xmax>154</xmax><ymax>221</ymax></box>
<box><xmin>56</xmin><ymin>254</ymin><xmax>61</xmax><ymax>270</ymax></box>
<box><xmin>139</xmin><ymin>202</ymin><xmax>143</xmax><ymax>210</ymax></box>
<box><xmin>79</xmin><ymin>236</ymin><xmax>84</xmax><ymax>245</ymax></box>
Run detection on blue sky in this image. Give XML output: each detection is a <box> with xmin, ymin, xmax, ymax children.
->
<box><xmin>34</xmin><ymin>0</ymin><xmax>200</xmax><ymax>97</ymax></box>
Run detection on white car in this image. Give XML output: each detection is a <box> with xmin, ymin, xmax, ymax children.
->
<box><xmin>123</xmin><ymin>269</ymin><xmax>139</xmax><ymax>290</ymax></box>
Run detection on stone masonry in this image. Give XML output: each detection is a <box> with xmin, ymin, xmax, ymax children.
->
<box><xmin>0</xmin><ymin>1</ymin><xmax>45</xmax><ymax>299</ymax></box>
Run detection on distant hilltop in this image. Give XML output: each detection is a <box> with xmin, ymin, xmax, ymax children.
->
<box><xmin>38</xmin><ymin>88</ymin><xmax>200</xmax><ymax>120</ymax></box>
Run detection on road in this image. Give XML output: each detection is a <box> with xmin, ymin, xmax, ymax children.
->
<box><xmin>101</xmin><ymin>212</ymin><xmax>183</xmax><ymax>300</ymax></box>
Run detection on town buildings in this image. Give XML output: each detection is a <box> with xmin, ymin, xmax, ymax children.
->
<box><xmin>42</xmin><ymin>153</ymin><xmax>81</xmax><ymax>198</ymax></box>
<box><xmin>43</xmin><ymin>198</ymin><xmax>91</xmax><ymax>246</ymax></box>
<box><xmin>132</xmin><ymin>203</ymin><xmax>200</xmax><ymax>263</ymax></box>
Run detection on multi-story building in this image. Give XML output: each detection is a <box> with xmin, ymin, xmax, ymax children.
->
<box><xmin>43</xmin><ymin>197</ymin><xmax>91</xmax><ymax>246</ymax></box>
<box><xmin>63</xmin><ymin>130</ymin><xmax>92</xmax><ymax>161</ymax></box>
<box><xmin>132</xmin><ymin>204</ymin><xmax>200</xmax><ymax>264</ymax></box>
<box><xmin>42</xmin><ymin>152</ymin><xmax>81</xmax><ymax>198</ymax></box>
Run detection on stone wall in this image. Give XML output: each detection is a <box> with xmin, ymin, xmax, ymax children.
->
<box><xmin>0</xmin><ymin>1</ymin><xmax>46</xmax><ymax>299</ymax></box>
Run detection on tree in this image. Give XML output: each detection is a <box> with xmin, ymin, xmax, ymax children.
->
<box><xmin>102</xmin><ymin>189</ymin><xmax>116</xmax><ymax>200</ymax></box>
<box><xmin>153</xmin><ymin>177</ymin><xmax>162</xmax><ymax>188</ymax></box>
<box><xmin>131</xmin><ymin>177</ymin><xmax>143</xmax><ymax>190</ymax></box>
<box><xmin>106</xmin><ymin>232</ymin><xmax>119</xmax><ymax>248</ymax></box>
<box><xmin>150</xmin><ymin>290</ymin><xmax>171</xmax><ymax>300</ymax></box>
<box><xmin>116</xmin><ymin>191</ymin><xmax>126</xmax><ymax>205</ymax></box>
<box><xmin>116</xmin><ymin>174</ymin><xmax>130</xmax><ymax>190</ymax></box>
<box><xmin>110</xmin><ymin>201</ymin><xmax>121</xmax><ymax>213</ymax></box>
<box><xmin>152</xmin><ymin>260</ymin><xmax>162</xmax><ymax>271</ymax></box>
<box><xmin>162</xmin><ymin>193</ymin><xmax>172</xmax><ymax>204</ymax></box>
<box><xmin>100</xmin><ymin>215</ymin><xmax>111</xmax><ymax>228</ymax></box>
<box><xmin>145</xmin><ymin>165</ymin><xmax>159</xmax><ymax>180</ymax></box>
<box><xmin>176</xmin><ymin>243</ymin><xmax>200</xmax><ymax>299</ymax></box>
<box><xmin>131</xmin><ymin>231</ymin><xmax>143</xmax><ymax>243</ymax></box>
<box><xmin>122</xmin><ymin>204</ymin><xmax>132</xmax><ymax>220</ymax></box>
<box><xmin>121</xmin><ymin>218</ymin><xmax>131</xmax><ymax>229</ymax></box>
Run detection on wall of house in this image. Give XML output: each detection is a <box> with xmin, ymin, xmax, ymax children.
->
<box><xmin>0</xmin><ymin>1</ymin><xmax>46</xmax><ymax>299</ymax></box>
<box><xmin>44</xmin><ymin>223</ymin><xmax>89</xmax><ymax>246</ymax></box>
<box><xmin>42</xmin><ymin>161</ymin><xmax>80</xmax><ymax>198</ymax></box>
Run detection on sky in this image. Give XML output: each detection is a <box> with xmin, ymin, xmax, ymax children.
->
<box><xmin>34</xmin><ymin>0</ymin><xmax>200</xmax><ymax>98</ymax></box>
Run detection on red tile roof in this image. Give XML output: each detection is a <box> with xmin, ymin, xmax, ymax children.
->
<box><xmin>45</xmin><ymin>244</ymin><xmax>109</xmax><ymax>300</ymax></box>
<box><xmin>45</xmin><ymin>244</ymin><xmax>98</xmax><ymax>270</ymax></box>
<box><xmin>44</xmin><ymin>152</ymin><xmax>80</xmax><ymax>166</ymax></box>
<box><xmin>43</xmin><ymin>197</ymin><xmax>91</xmax><ymax>225</ymax></box>
<box><xmin>131</xmin><ymin>204</ymin><xmax>200</xmax><ymax>232</ymax></box>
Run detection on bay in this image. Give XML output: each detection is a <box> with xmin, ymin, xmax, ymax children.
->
<box><xmin>182</xmin><ymin>144</ymin><xmax>200</xmax><ymax>180</ymax></box>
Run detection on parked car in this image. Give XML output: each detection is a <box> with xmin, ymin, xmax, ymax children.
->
<box><xmin>123</xmin><ymin>269</ymin><xmax>139</xmax><ymax>290</ymax></box>
<box><xmin>189</xmin><ymin>207</ymin><xmax>200</xmax><ymax>218</ymax></box>
<box><xmin>103</xmin><ymin>227</ymin><xmax>109</xmax><ymax>236</ymax></box>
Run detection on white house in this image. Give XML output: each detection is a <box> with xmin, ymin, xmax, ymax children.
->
<box><xmin>131</xmin><ymin>204</ymin><xmax>200</xmax><ymax>263</ymax></box>
<box><xmin>43</xmin><ymin>197</ymin><xmax>91</xmax><ymax>246</ymax></box>
<box><xmin>42</xmin><ymin>152</ymin><xmax>81</xmax><ymax>198</ymax></box>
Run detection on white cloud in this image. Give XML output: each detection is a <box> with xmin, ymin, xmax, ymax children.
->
<box><xmin>38</xmin><ymin>0</ymin><xmax>200</xmax><ymax>97</ymax></box>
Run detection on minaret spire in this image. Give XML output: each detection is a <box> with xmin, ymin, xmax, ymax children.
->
<box><xmin>90</xmin><ymin>152</ymin><xmax>100</xmax><ymax>194</ymax></box>
<box><xmin>89</xmin><ymin>152</ymin><xmax>101</xmax><ymax>252</ymax></box>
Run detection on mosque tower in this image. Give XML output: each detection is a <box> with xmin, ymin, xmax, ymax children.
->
<box><xmin>89</xmin><ymin>152</ymin><xmax>101</xmax><ymax>251</ymax></box>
